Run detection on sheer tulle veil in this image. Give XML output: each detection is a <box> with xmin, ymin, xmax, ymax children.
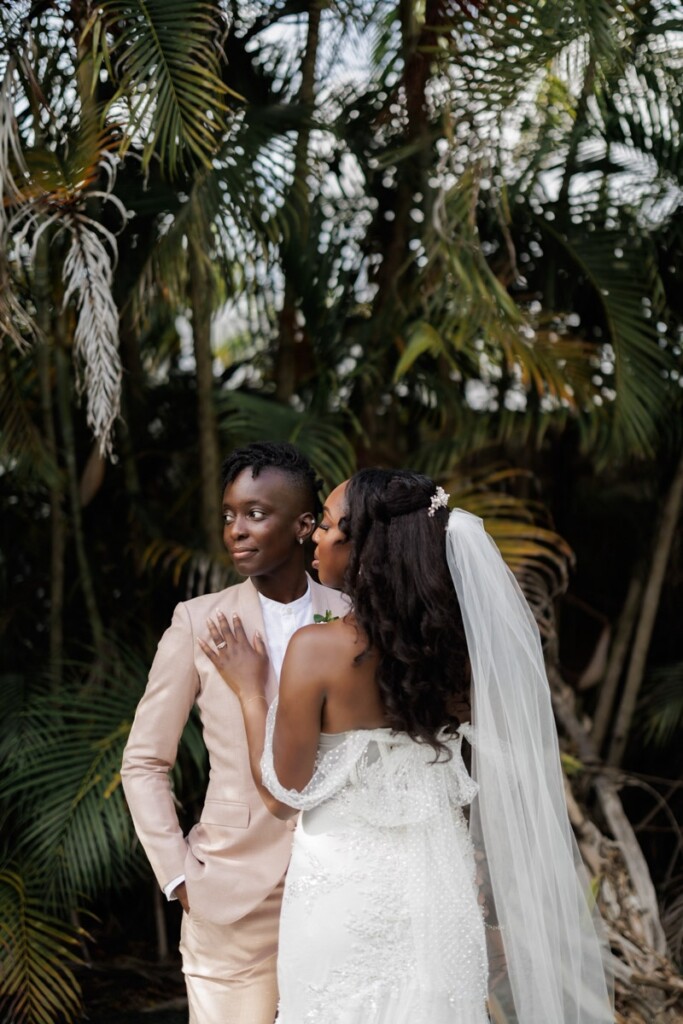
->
<box><xmin>446</xmin><ymin>508</ymin><xmax>614</xmax><ymax>1022</ymax></box>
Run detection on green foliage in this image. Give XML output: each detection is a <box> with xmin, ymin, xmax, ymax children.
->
<box><xmin>0</xmin><ymin>349</ymin><xmax>60</xmax><ymax>487</ymax></box>
<box><xmin>0</xmin><ymin>647</ymin><xmax>206</xmax><ymax>1022</ymax></box>
<box><xmin>0</xmin><ymin>870</ymin><xmax>83</xmax><ymax>1024</ymax></box>
<box><xmin>216</xmin><ymin>391</ymin><xmax>357</xmax><ymax>492</ymax></box>
<box><xmin>0</xmin><ymin>645</ymin><xmax>206</xmax><ymax>905</ymax></box>
<box><xmin>1</xmin><ymin>1</ymin><xmax>682</xmax><ymax>1018</ymax></box>
<box><xmin>639</xmin><ymin>661</ymin><xmax>683</xmax><ymax>748</ymax></box>
<box><xmin>1</xmin><ymin>683</ymin><xmax>141</xmax><ymax>905</ymax></box>
<box><xmin>94</xmin><ymin>0</ymin><xmax>233</xmax><ymax>174</ymax></box>
<box><xmin>537</xmin><ymin>223</ymin><xmax>671</xmax><ymax>459</ymax></box>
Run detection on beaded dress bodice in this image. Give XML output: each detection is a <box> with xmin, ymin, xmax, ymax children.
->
<box><xmin>261</xmin><ymin>701</ymin><xmax>489</xmax><ymax>1024</ymax></box>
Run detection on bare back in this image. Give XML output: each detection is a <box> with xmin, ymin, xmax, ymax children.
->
<box><xmin>272</xmin><ymin>616</ymin><xmax>388</xmax><ymax>793</ymax></box>
<box><xmin>314</xmin><ymin>618</ymin><xmax>386</xmax><ymax>733</ymax></box>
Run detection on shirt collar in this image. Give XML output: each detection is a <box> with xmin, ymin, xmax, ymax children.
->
<box><xmin>257</xmin><ymin>579</ymin><xmax>312</xmax><ymax>613</ymax></box>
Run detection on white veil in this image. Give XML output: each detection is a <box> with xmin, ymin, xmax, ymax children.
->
<box><xmin>446</xmin><ymin>509</ymin><xmax>613</xmax><ymax>1023</ymax></box>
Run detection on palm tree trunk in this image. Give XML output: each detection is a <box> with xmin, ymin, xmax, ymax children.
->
<box><xmin>608</xmin><ymin>449</ymin><xmax>683</xmax><ymax>766</ymax></box>
<box><xmin>274</xmin><ymin>0</ymin><xmax>321</xmax><ymax>402</ymax></box>
<box><xmin>55</xmin><ymin>343</ymin><xmax>105</xmax><ymax>652</ymax></box>
<box><xmin>38</xmin><ymin>342</ymin><xmax>66</xmax><ymax>685</ymax></box>
<box><xmin>35</xmin><ymin>228</ymin><xmax>66</xmax><ymax>686</ymax></box>
<box><xmin>117</xmin><ymin>306</ymin><xmax>146</xmax><ymax>571</ymax></box>
<box><xmin>188</xmin><ymin>232</ymin><xmax>222</xmax><ymax>559</ymax></box>
<box><xmin>25</xmin><ymin>70</ymin><xmax>66</xmax><ymax>686</ymax></box>
<box><xmin>591</xmin><ymin>567</ymin><xmax>645</xmax><ymax>752</ymax></box>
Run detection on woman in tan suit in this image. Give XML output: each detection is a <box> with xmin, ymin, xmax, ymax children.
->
<box><xmin>121</xmin><ymin>442</ymin><xmax>348</xmax><ymax>1024</ymax></box>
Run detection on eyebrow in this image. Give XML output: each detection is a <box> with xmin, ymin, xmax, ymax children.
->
<box><xmin>222</xmin><ymin>498</ymin><xmax>275</xmax><ymax>511</ymax></box>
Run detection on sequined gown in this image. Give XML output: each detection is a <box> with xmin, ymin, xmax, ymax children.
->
<box><xmin>261</xmin><ymin>703</ymin><xmax>489</xmax><ymax>1024</ymax></box>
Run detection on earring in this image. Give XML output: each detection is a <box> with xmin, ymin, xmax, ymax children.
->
<box><xmin>298</xmin><ymin>537</ymin><xmax>304</xmax><ymax>545</ymax></box>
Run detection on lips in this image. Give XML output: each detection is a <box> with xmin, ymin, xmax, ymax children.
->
<box><xmin>231</xmin><ymin>548</ymin><xmax>257</xmax><ymax>559</ymax></box>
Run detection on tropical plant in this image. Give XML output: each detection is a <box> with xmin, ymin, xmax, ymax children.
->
<box><xmin>0</xmin><ymin>642</ymin><xmax>207</xmax><ymax>1023</ymax></box>
<box><xmin>2</xmin><ymin>0</ymin><xmax>683</xmax><ymax>1021</ymax></box>
<box><xmin>0</xmin><ymin>869</ymin><xmax>84</xmax><ymax>1024</ymax></box>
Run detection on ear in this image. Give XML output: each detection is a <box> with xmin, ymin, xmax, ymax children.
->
<box><xmin>296</xmin><ymin>512</ymin><xmax>316</xmax><ymax>544</ymax></box>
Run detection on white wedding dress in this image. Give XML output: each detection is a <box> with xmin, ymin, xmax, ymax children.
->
<box><xmin>261</xmin><ymin>702</ymin><xmax>489</xmax><ymax>1024</ymax></box>
<box><xmin>258</xmin><ymin>509</ymin><xmax>615</xmax><ymax>1023</ymax></box>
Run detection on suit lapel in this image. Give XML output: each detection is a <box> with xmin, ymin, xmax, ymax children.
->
<box><xmin>236</xmin><ymin>579</ymin><xmax>279</xmax><ymax>702</ymax></box>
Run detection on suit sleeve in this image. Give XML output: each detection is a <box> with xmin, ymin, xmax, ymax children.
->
<box><xmin>121</xmin><ymin>602</ymin><xmax>200</xmax><ymax>892</ymax></box>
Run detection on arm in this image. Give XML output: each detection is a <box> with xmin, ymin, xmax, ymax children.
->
<box><xmin>199</xmin><ymin>615</ymin><xmax>326</xmax><ymax>820</ymax></box>
<box><xmin>121</xmin><ymin>603</ymin><xmax>198</xmax><ymax>902</ymax></box>
<box><xmin>270</xmin><ymin>626</ymin><xmax>329</xmax><ymax>791</ymax></box>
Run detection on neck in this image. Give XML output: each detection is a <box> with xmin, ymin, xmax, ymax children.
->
<box><xmin>251</xmin><ymin>565</ymin><xmax>309</xmax><ymax>604</ymax></box>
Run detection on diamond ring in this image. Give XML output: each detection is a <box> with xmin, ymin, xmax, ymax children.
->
<box><xmin>216</xmin><ymin>640</ymin><xmax>227</xmax><ymax>650</ymax></box>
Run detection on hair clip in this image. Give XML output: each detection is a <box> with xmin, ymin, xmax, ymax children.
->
<box><xmin>427</xmin><ymin>486</ymin><xmax>450</xmax><ymax>517</ymax></box>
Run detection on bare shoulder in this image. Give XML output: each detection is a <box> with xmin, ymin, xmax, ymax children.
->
<box><xmin>287</xmin><ymin>618</ymin><xmax>359</xmax><ymax>659</ymax></box>
<box><xmin>278</xmin><ymin>620</ymin><xmax>358</xmax><ymax>705</ymax></box>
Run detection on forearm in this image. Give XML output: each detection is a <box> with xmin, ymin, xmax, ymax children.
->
<box><xmin>241</xmin><ymin>696</ymin><xmax>297</xmax><ymax>820</ymax></box>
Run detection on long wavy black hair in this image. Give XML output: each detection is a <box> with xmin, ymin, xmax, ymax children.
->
<box><xmin>342</xmin><ymin>469</ymin><xmax>470</xmax><ymax>755</ymax></box>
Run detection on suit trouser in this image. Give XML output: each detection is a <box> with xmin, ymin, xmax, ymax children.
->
<box><xmin>179</xmin><ymin>877</ymin><xmax>284</xmax><ymax>1024</ymax></box>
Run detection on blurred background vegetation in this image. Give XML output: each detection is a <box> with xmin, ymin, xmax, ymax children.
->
<box><xmin>1</xmin><ymin>1</ymin><xmax>682</xmax><ymax>1021</ymax></box>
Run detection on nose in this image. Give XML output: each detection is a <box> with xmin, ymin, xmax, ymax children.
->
<box><xmin>226</xmin><ymin>514</ymin><xmax>248</xmax><ymax>539</ymax></box>
<box><xmin>311</xmin><ymin>525</ymin><xmax>322</xmax><ymax>545</ymax></box>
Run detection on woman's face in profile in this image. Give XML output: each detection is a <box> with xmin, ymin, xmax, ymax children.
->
<box><xmin>311</xmin><ymin>481</ymin><xmax>349</xmax><ymax>589</ymax></box>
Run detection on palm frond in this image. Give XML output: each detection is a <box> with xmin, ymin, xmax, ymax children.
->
<box><xmin>0</xmin><ymin>869</ymin><xmax>83</xmax><ymax>1024</ymax></box>
<box><xmin>97</xmin><ymin>0</ymin><xmax>234</xmax><ymax>175</ymax></box>
<box><xmin>0</xmin><ymin>246</ymin><xmax>36</xmax><ymax>351</ymax></box>
<box><xmin>0</xmin><ymin>347</ymin><xmax>61</xmax><ymax>486</ymax></box>
<box><xmin>3</xmin><ymin>115</ymin><xmax>128</xmax><ymax>457</ymax></box>
<box><xmin>638</xmin><ymin>661</ymin><xmax>683</xmax><ymax>748</ymax></box>
<box><xmin>0</xmin><ymin>641</ymin><xmax>195</xmax><ymax>904</ymax></box>
<box><xmin>129</xmin><ymin>101</ymin><xmax>309</xmax><ymax>326</ymax></box>
<box><xmin>1</xmin><ymin>688</ymin><xmax>141</xmax><ymax>904</ymax></box>
<box><xmin>451</xmin><ymin>478</ymin><xmax>572</xmax><ymax>588</ymax></box>
<box><xmin>432</xmin><ymin>462</ymin><xmax>574</xmax><ymax>636</ymax></box>
<box><xmin>216</xmin><ymin>390</ymin><xmax>357</xmax><ymax>491</ymax></box>
<box><xmin>390</xmin><ymin>168</ymin><xmax>599</xmax><ymax>432</ymax></box>
<box><xmin>421</xmin><ymin>0</ymin><xmax>633</xmax><ymax>143</ymax></box>
<box><xmin>544</xmin><ymin>224</ymin><xmax>671</xmax><ymax>458</ymax></box>
<box><xmin>0</xmin><ymin>54</ymin><xmax>29</xmax><ymax>206</ymax></box>
<box><xmin>0</xmin><ymin>55</ymin><xmax>36</xmax><ymax>350</ymax></box>
<box><xmin>141</xmin><ymin>538</ymin><xmax>235</xmax><ymax>594</ymax></box>
<box><xmin>58</xmin><ymin>210</ymin><xmax>122</xmax><ymax>456</ymax></box>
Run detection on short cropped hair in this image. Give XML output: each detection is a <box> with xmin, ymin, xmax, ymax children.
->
<box><xmin>221</xmin><ymin>442</ymin><xmax>323</xmax><ymax>517</ymax></box>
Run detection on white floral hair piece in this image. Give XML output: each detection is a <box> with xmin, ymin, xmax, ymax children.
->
<box><xmin>427</xmin><ymin>485</ymin><xmax>450</xmax><ymax>517</ymax></box>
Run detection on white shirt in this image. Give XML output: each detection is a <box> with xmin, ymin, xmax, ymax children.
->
<box><xmin>164</xmin><ymin>582</ymin><xmax>314</xmax><ymax>901</ymax></box>
<box><xmin>257</xmin><ymin>582</ymin><xmax>313</xmax><ymax>680</ymax></box>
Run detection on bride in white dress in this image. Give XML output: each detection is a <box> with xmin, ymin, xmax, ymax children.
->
<box><xmin>201</xmin><ymin>469</ymin><xmax>614</xmax><ymax>1024</ymax></box>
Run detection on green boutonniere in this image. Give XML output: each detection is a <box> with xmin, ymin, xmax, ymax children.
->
<box><xmin>313</xmin><ymin>610</ymin><xmax>338</xmax><ymax>623</ymax></box>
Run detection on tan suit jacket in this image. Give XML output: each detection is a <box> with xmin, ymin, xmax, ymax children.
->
<box><xmin>121</xmin><ymin>575</ymin><xmax>348</xmax><ymax>925</ymax></box>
